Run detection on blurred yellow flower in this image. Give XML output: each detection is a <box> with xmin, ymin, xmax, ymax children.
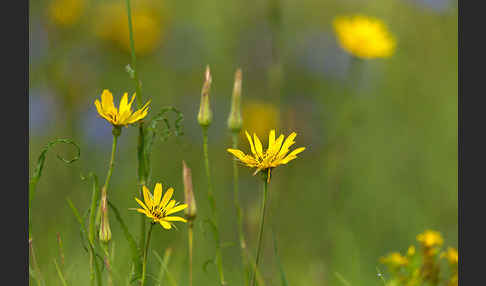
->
<box><xmin>94</xmin><ymin>89</ymin><xmax>151</xmax><ymax>127</ymax></box>
<box><xmin>417</xmin><ymin>230</ymin><xmax>444</xmax><ymax>248</ymax></box>
<box><xmin>242</xmin><ymin>101</ymin><xmax>280</xmax><ymax>140</ymax></box>
<box><xmin>333</xmin><ymin>15</ymin><xmax>396</xmax><ymax>59</ymax></box>
<box><xmin>95</xmin><ymin>2</ymin><xmax>163</xmax><ymax>56</ymax></box>
<box><xmin>380</xmin><ymin>252</ymin><xmax>408</xmax><ymax>267</ymax></box>
<box><xmin>441</xmin><ymin>247</ymin><xmax>458</xmax><ymax>265</ymax></box>
<box><xmin>407</xmin><ymin>245</ymin><xmax>416</xmax><ymax>256</ymax></box>
<box><xmin>47</xmin><ymin>0</ymin><xmax>85</xmax><ymax>28</ymax></box>
<box><xmin>133</xmin><ymin>183</ymin><xmax>188</xmax><ymax>230</ymax></box>
<box><xmin>227</xmin><ymin>129</ymin><xmax>305</xmax><ymax>181</ymax></box>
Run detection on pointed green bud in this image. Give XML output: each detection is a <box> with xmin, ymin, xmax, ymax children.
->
<box><xmin>182</xmin><ymin>161</ymin><xmax>197</xmax><ymax>221</ymax></box>
<box><xmin>98</xmin><ymin>188</ymin><xmax>112</xmax><ymax>243</ymax></box>
<box><xmin>197</xmin><ymin>65</ymin><xmax>213</xmax><ymax>127</ymax></box>
<box><xmin>227</xmin><ymin>68</ymin><xmax>243</xmax><ymax>132</ymax></box>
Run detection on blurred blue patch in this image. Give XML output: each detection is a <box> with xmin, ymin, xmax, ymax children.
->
<box><xmin>29</xmin><ymin>17</ymin><xmax>49</xmax><ymax>67</ymax></box>
<box><xmin>78</xmin><ymin>107</ymin><xmax>113</xmax><ymax>148</ymax></box>
<box><xmin>291</xmin><ymin>31</ymin><xmax>351</xmax><ymax>80</ymax></box>
<box><xmin>405</xmin><ymin>0</ymin><xmax>453</xmax><ymax>12</ymax></box>
<box><xmin>29</xmin><ymin>88</ymin><xmax>58</xmax><ymax>137</ymax></box>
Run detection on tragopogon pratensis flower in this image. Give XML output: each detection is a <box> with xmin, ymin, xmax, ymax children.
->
<box><xmin>441</xmin><ymin>247</ymin><xmax>458</xmax><ymax>265</ymax></box>
<box><xmin>133</xmin><ymin>183</ymin><xmax>187</xmax><ymax>230</ymax></box>
<box><xmin>333</xmin><ymin>15</ymin><xmax>396</xmax><ymax>59</ymax></box>
<box><xmin>379</xmin><ymin>252</ymin><xmax>409</xmax><ymax>267</ymax></box>
<box><xmin>227</xmin><ymin>129</ymin><xmax>305</xmax><ymax>182</ymax></box>
<box><xmin>94</xmin><ymin>89</ymin><xmax>151</xmax><ymax>127</ymax></box>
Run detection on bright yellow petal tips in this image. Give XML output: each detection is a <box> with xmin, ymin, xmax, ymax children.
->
<box><xmin>227</xmin><ymin>130</ymin><xmax>306</xmax><ymax>181</ymax></box>
<box><xmin>333</xmin><ymin>15</ymin><xmax>396</xmax><ymax>59</ymax></box>
<box><xmin>133</xmin><ymin>183</ymin><xmax>187</xmax><ymax>230</ymax></box>
<box><xmin>94</xmin><ymin>89</ymin><xmax>150</xmax><ymax>127</ymax></box>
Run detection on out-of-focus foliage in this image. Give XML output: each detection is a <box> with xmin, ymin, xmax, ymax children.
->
<box><xmin>29</xmin><ymin>0</ymin><xmax>457</xmax><ymax>284</ymax></box>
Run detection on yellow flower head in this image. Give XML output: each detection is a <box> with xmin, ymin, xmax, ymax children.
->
<box><xmin>227</xmin><ymin>130</ymin><xmax>306</xmax><ymax>181</ymax></box>
<box><xmin>417</xmin><ymin>230</ymin><xmax>444</xmax><ymax>248</ymax></box>
<box><xmin>133</xmin><ymin>183</ymin><xmax>188</xmax><ymax>230</ymax></box>
<box><xmin>333</xmin><ymin>15</ymin><xmax>396</xmax><ymax>59</ymax></box>
<box><xmin>94</xmin><ymin>89</ymin><xmax>151</xmax><ymax>127</ymax></box>
<box><xmin>407</xmin><ymin>245</ymin><xmax>416</xmax><ymax>256</ymax></box>
<box><xmin>48</xmin><ymin>0</ymin><xmax>85</xmax><ymax>28</ymax></box>
<box><xmin>380</xmin><ymin>252</ymin><xmax>409</xmax><ymax>267</ymax></box>
<box><xmin>243</xmin><ymin>101</ymin><xmax>280</xmax><ymax>140</ymax></box>
<box><xmin>441</xmin><ymin>247</ymin><xmax>458</xmax><ymax>265</ymax></box>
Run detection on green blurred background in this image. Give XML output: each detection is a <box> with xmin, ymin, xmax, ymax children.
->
<box><xmin>29</xmin><ymin>0</ymin><xmax>457</xmax><ymax>285</ymax></box>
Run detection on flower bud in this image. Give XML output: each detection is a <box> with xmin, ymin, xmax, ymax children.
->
<box><xmin>99</xmin><ymin>188</ymin><xmax>112</xmax><ymax>243</ymax></box>
<box><xmin>182</xmin><ymin>161</ymin><xmax>197</xmax><ymax>220</ymax></box>
<box><xmin>197</xmin><ymin>65</ymin><xmax>213</xmax><ymax>127</ymax></box>
<box><xmin>227</xmin><ymin>68</ymin><xmax>243</xmax><ymax>132</ymax></box>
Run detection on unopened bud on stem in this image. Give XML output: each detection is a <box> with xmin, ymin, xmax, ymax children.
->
<box><xmin>197</xmin><ymin>65</ymin><xmax>213</xmax><ymax>127</ymax></box>
<box><xmin>99</xmin><ymin>188</ymin><xmax>112</xmax><ymax>243</ymax></box>
<box><xmin>227</xmin><ymin>68</ymin><xmax>243</xmax><ymax>132</ymax></box>
<box><xmin>182</xmin><ymin>161</ymin><xmax>197</xmax><ymax>220</ymax></box>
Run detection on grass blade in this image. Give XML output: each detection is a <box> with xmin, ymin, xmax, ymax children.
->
<box><xmin>272</xmin><ymin>231</ymin><xmax>288</xmax><ymax>286</ymax></box>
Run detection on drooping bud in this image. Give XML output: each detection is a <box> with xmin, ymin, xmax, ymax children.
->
<box><xmin>182</xmin><ymin>161</ymin><xmax>197</xmax><ymax>220</ymax></box>
<box><xmin>227</xmin><ymin>68</ymin><xmax>243</xmax><ymax>132</ymax></box>
<box><xmin>197</xmin><ymin>65</ymin><xmax>213</xmax><ymax>127</ymax></box>
<box><xmin>98</xmin><ymin>188</ymin><xmax>112</xmax><ymax>243</ymax></box>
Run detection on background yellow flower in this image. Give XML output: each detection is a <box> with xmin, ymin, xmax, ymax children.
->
<box><xmin>47</xmin><ymin>0</ymin><xmax>86</xmax><ymax>28</ymax></box>
<box><xmin>333</xmin><ymin>15</ymin><xmax>396</xmax><ymax>59</ymax></box>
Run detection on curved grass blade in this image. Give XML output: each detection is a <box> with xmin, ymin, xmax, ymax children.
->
<box><xmin>272</xmin><ymin>232</ymin><xmax>288</xmax><ymax>286</ymax></box>
<box><xmin>54</xmin><ymin>259</ymin><xmax>69</xmax><ymax>286</ymax></box>
<box><xmin>153</xmin><ymin>249</ymin><xmax>177</xmax><ymax>286</ymax></box>
<box><xmin>29</xmin><ymin>138</ymin><xmax>80</xmax><ymax>237</ymax></box>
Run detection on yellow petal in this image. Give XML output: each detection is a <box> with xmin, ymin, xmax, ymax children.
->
<box><xmin>280</xmin><ymin>147</ymin><xmax>306</xmax><ymax>164</ymax></box>
<box><xmin>159</xmin><ymin>220</ymin><xmax>172</xmax><ymax>229</ymax></box>
<box><xmin>277</xmin><ymin>132</ymin><xmax>297</xmax><ymax>158</ymax></box>
<box><xmin>227</xmin><ymin>149</ymin><xmax>247</xmax><ymax>161</ymax></box>
<box><xmin>153</xmin><ymin>183</ymin><xmax>162</xmax><ymax>207</ymax></box>
<box><xmin>119</xmin><ymin>92</ymin><xmax>129</xmax><ymax>115</ymax></box>
<box><xmin>101</xmin><ymin>89</ymin><xmax>116</xmax><ymax>114</ymax></box>
<box><xmin>268</xmin><ymin>134</ymin><xmax>284</xmax><ymax>157</ymax></box>
<box><xmin>160</xmin><ymin>187</ymin><xmax>173</xmax><ymax>209</ymax></box>
<box><xmin>142</xmin><ymin>185</ymin><xmax>153</xmax><ymax>209</ymax></box>
<box><xmin>135</xmin><ymin>198</ymin><xmax>149</xmax><ymax>211</ymax></box>
<box><xmin>245</xmin><ymin>131</ymin><xmax>256</xmax><ymax>156</ymax></box>
<box><xmin>253</xmin><ymin>133</ymin><xmax>263</xmax><ymax>159</ymax></box>
<box><xmin>165</xmin><ymin>204</ymin><xmax>188</xmax><ymax>215</ymax></box>
<box><xmin>135</xmin><ymin>208</ymin><xmax>149</xmax><ymax>216</ymax></box>
<box><xmin>164</xmin><ymin>200</ymin><xmax>176</xmax><ymax>211</ymax></box>
<box><xmin>163</xmin><ymin>216</ymin><xmax>187</xmax><ymax>222</ymax></box>
<box><xmin>95</xmin><ymin>100</ymin><xmax>112</xmax><ymax>122</ymax></box>
<box><xmin>269</xmin><ymin>130</ymin><xmax>275</xmax><ymax>149</ymax></box>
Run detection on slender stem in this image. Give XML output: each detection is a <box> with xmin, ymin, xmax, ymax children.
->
<box><xmin>232</xmin><ymin>133</ymin><xmax>250</xmax><ymax>286</ymax></box>
<box><xmin>102</xmin><ymin>243</ymin><xmax>114</xmax><ymax>286</ymax></box>
<box><xmin>103</xmin><ymin>134</ymin><xmax>119</xmax><ymax>192</ymax></box>
<box><xmin>251</xmin><ymin>179</ymin><xmax>269</xmax><ymax>286</ymax></box>
<box><xmin>29</xmin><ymin>239</ymin><xmax>44</xmax><ymax>286</ymax></box>
<box><xmin>141</xmin><ymin>223</ymin><xmax>155</xmax><ymax>286</ymax></box>
<box><xmin>125</xmin><ymin>0</ymin><xmax>142</xmax><ymax>107</ymax></box>
<box><xmin>188</xmin><ymin>222</ymin><xmax>194</xmax><ymax>286</ymax></box>
<box><xmin>202</xmin><ymin>127</ymin><xmax>226</xmax><ymax>285</ymax></box>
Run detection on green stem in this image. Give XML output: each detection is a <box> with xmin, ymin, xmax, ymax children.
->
<box><xmin>251</xmin><ymin>178</ymin><xmax>269</xmax><ymax>286</ymax></box>
<box><xmin>232</xmin><ymin>133</ymin><xmax>250</xmax><ymax>286</ymax></box>
<box><xmin>103</xmin><ymin>133</ymin><xmax>119</xmax><ymax>192</ymax></box>
<box><xmin>102</xmin><ymin>243</ymin><xmax>114</xmax><ymax>286</ymax></box>
<box><xmin>141</xmin><ymin>223</ymin><xmax>154</xmax><ymax>286</ymax></box>
<box><xmin>202</xmin><ymin>127</ymin><xmax>226</xmax><ymax>285</ymax></box>
<box><xmin>188</xmin><ymin>222</ymin><xmax>194</xmax><ymax>286</ymax></box>
<box><xmin>125</xmin><ymin>0</ymin><xmax>142</xmax><ymax>107</ymax></box>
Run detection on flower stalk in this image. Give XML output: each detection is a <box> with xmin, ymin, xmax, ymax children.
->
<box><xmin>250</xmin><ymin>176</ymin><xmax>269</xmax><ymax>286</ymax></box>
<box><xmin>141</xmin><ymin>223</ymin><xmax>155</xmax><ymax>286</ymax></box>
<box><xmin>183</xmin><ymin>161</ymin><xmax>197</xmax><ymax>286</ymax></box>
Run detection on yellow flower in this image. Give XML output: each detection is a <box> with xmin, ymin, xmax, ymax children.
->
<box><xmin>133</xmin><ymin>183</ymin><xmax>188</xmax><ymax>230</ymax></box>
<box><xmin>380</xmin><ymin>252</ymin><xmax>409</xmax><ymax>267</ymax></box>
<box><xmin>441</xmin><ymin>247</ymin><xmax>458</xmax><ymax>265</ymax></box>
<box><xmin>47</xmin><ymin>0</ymin><xmax>85</xmax><ymax>28</ymax></box>
<box><xmin>417</xmin><ymin>230</ymin><xmax>444</xmax><ymax>248</ymax></box>
<box><xmin>407</xmin><ymin>245</ymin><xmax>416</xmax><ymax>256</ymax></box>
<box><xmin>227</xmin><ymin>130</ymin><xmax>306</xmax><ymax>181</ymax></box>
<box><xmin>95</xmin><ymin>2</ymin><xmax>163</xmax><ymax>56</ymax></box>
<box><xmin>243</xmin><ymin>101</ymin><xmax>280</xmax><ymax>140</ymax></box>
<box><xmin>94</xmin><ymin>89</ymin><xmax>151</xmax><ymax>127</ymax></box>
<box><xmin>333</xmin><ymin>15</ymin><xmax>396</xmax><ymax>59</ymax></box>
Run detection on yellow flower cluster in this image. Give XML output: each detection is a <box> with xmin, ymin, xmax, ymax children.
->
<box><xmin>47</xmin><ymin>0</ymin><xmax>85</xmax><ymax>28</ymax></box>
<box><xmin>417</xmin><ymin>229</ymin><xmax>444</xmax><ymax>248</ymax></box>
<box><xmin>333</xmin><ymin>15</ymin><xmax>396</xmax><ymax>59</ymax></box>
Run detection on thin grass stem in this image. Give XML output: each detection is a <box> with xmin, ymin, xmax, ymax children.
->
<box><xmin>141</xmin><ymin>223</ymin><xmax>155</xmax><ymax>286</ymax></box>
<box><xmin>188</xmin><ymin>222</ymin><xmax>194</xmax><ymax>286</ymax></box>
<box><xmin>202</xmin><ymin>127</ymin><xmax>226</xmax><ymax>285</ymax></box>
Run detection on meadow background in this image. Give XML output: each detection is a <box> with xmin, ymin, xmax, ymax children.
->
<box><xmin>29</xmin><ymin>0</ymin><xmax>458</xmax><ymax>285</ymax></box>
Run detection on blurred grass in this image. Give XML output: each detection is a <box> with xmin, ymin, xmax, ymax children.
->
<box><xmin>29</xmin><ymin>0</ymin><xmax>457</xmax><ymax>285</ymax></box>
